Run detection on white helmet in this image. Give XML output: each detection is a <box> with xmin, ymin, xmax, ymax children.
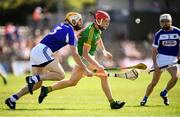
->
<box><xmin>159</xmin><ymin>13</ymin><xmax>172</xmax><ymax>22</ymax></box>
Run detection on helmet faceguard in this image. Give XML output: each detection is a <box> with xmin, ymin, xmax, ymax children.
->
<box><xmin>90</xmin><ymin>10</ymin><xmax>110</xmax><ymax>31</ymax></box>
<box><xmin>159</xmin><ymin>13</ymin><xmax>172</xmax><ymax>30</ymax></box>
<box><xmin>95</xmin><ymin>10</ymin><xmax>110</xmax><ymax>24</ymax></box>
<box><xmin>65</xmin><ymin>12</ymin><xmax>82</xmax><ymax>31</ymax></box>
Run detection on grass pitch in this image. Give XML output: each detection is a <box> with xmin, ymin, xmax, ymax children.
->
<box><xmin>0</xmin><ymin>71</ymin><xmax>180</xmax><ymax>117</ymax></box>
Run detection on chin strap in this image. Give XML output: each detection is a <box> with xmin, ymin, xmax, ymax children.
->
<box><xmin>95</xmin><ymin>20</ymin><xmax>105</xmax><ymax>31</ymax></box>
<box><xmin>65</xmin><ymin>19</ymin><xmax>81</xmax><ymax>31</ymax></box>
<box><xmin>95</xmin><ymin>19</ymin><xmax>103</xmax><ymax>25</ymax></box>
<box><xmin>90</xmin><ymin>11</ymin><xmax>105</xmax><ymax>31</ymax></box>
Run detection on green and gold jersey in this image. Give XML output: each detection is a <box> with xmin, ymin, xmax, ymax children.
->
<box><xmin>78</xmin><ymin>23</ymin><xmax>101</xmax><ymax>56</ymax></box>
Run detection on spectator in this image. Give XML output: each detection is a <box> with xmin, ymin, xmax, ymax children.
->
<box><xmin>4</xmin><ymin>23</ymin><xmax>17</xmax><ymax>46</ymax></box>
<box><xmin>31</xmin><ymin>6</ymin><xmax>43</xmax><ymax>37</ymax></box>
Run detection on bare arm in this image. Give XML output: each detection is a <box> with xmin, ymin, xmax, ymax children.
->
<box><xmin>69</xmin><ymin>45</ymin><xmax>92</xmax><ymax>76</ymax></box>
<box><xmin>98</xmin><ymin>38</ymin><xmax>112</xmax><ymax>60</ymax></box>
<box><xmin>152</xmin><ymin>46</ymin><xmax>159</xmax><ymax>70</ymax></box>
<box><xmin>82</xmin><ymin>43</ymin><xmax>104</xmax><ymax>70</ymax></box>
<box><xmin>69</xmin><ymin>45</ymin><xmax>86</xmax><ymax>69</ymax></box>
<box><xmin>178</xmin><ymin>42</ymin><xmax>180</xmax><ymax>59</ymax></box>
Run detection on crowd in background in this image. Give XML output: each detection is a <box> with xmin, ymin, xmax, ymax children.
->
<box><xmin>0</xmin><ymin>6</ymin><xmax>154</xmax><ymax>75</ymax></box>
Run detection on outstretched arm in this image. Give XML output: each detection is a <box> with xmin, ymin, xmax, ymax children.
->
<box><xmin>98</xmin><ymin>38</ymin><xmax>112</xmax><ymax>60</ymax></box>
<box><xmin>82</xmin><ymin>43</ymin><xmax>104</xmax><ymax>71</ymax></box>
<box><xmin>69</xmin><ymin>45</ymin><xmax>92</xmax><ymax>76</ymax></box>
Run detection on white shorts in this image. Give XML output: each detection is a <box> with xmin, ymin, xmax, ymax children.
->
<box><xmin>30</xmin><ymin>43</ymin><xmax>54</xmax><ymax>67</ymax></box>
<box><xmin>156</xmin><ymin>54</ymin><xmax>177</xmax><ymax>67</ymax></box>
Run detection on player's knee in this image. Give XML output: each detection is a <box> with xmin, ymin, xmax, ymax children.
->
<box><xmin>60</xmin><ymin>73</ymin><xmax>65</xmax><ymax>79</ymax></box>
<box><xmin>33</xmin><ymin>81</ymin><xmax>43</xmax><ymax>90</ymax></box>
<box><xmin>172</xmin><ymin>76</ymin><xmax>178</xmax><ymax>81</ymax></box>
<box><xmin>68</xmin><ymin>81</ymin><xmax>77</xmax><ymax>86</ymax></box>
<box><xmin>57</xmin><ymin>72</ymin><xmax>65</xmax><ymax>80</ymax></box>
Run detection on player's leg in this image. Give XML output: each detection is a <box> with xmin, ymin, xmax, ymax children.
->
<box><xmin>140</xmin><ymin>70</ymin><xmax>162</xmax><ymax>106</ymax></box>
<box><xmin>38</xmin><ymin>65</ymin><xmax>83</xmax><ymax>103</ymax></box>
<box><xmin>27</xmin><ymin>59</ymin><xmax>65</xmax><ymax>82</ymax></box>
<box><xmin>88</xmin><ymin>62</ymin><xmax>125</xmax><ymax>109</ymax></box>
<box><xmin>0</xmin><ymin>72</ymin><xmax>7</xmax><ymax>85</ymax></box>
<box><xmin>97</xmin><ymin>72</ymin><xmax>125</xmax><ymax>109</ymax></box>
<box><xmin>40</xmin><ymin>59</ymin><xmax>65</xmax><ymax>80</ymax></box>
<box><xmin>0</xmin><ymin>64</ymin><xmax>8</xmax><ymax>85</ymax></box>
<box><xmin>165</xmin><ymin>66</ymin><xmax>178</xmax><ymax>91</ymax></box>
<box><xmin>49</xmin><ymin>65</ymin><xmax>83</xmax><ymax>90</ymax></box>
<box><xmin>5</xmin><ymin>67</ymin><xmax>45</xmax><ymax>109</ymax></box>
<box><xmin>160</xmin><ymin>66</ymin><xmax>178</xmax><ymax>105</ymax></box>
<box><xmin>100</xmin><ymin>76</ymin><xmax>113</xmax><ymax>100</ymax></box>
<box><xmin>26</xmin><ymin>53</ymin><xmax>65</xmax><ymax>94</ymax></box>
<box><xmin>18</xmin><ymin>67</ymin><xmax>45</xmax><ymax>97</ymax></box>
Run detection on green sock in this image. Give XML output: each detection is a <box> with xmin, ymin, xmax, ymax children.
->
<box><xmin>45</xmin><ymin>86</ymin><xmax>52</xmax><ymax>94</ymax></box>
<box><xmin>109</xmin><ymin>99</ymin><xmax>114</xmax><ymax>104</ymax></box>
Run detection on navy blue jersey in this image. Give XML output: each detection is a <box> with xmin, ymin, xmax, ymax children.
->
<box><xmin>40</xmin><ymin>23</ymin><xmax>77</xmax><ymax>52</ymax></box>
<box><xmin>152</xmin><ymin>26</ymin><xmax>180</xmax><ymax>56</ymax></box>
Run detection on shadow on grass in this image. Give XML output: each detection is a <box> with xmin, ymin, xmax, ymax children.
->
<box><xmin>126</xmin><ymin>105</ymin><xmax>164</xmax><ymax>107</ymax></box>
<box><xmin>1</xmin><ymin>104</ymin><xmax>166</xmax><ymax>111</ymax></box>
<box><xmin>1</xmin><ymin>108</ymin><xmax>107</xmax><ymax>111</ymax></box>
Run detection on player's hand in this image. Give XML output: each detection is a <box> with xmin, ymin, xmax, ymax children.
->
<box><xmin>177</xmin><ymin>56</ymin><xmax>180</xmax><ymax>61</ymax></box>
<box><xmin>153</xmin><ymin>64</ymin><xmax>160</xmax><ymax>71</ymax></box>
<box><xmin>97</xmin><ymin>65</ymin><xmax>104</xmax><ymax>72</ymax></box>
<box><xmin>95</xmin><ymin>69</ymin><xmax>108</xmax><ymax>77</ymax></box>
<box><xmin>84</xmin><ymin>68</ymin><xmax>93</xmax><ymax>77</ymax></box>
<box><xmin>103</xmin><ymin>50</ymin><xmax>113</xmax><ymax>60</ymax></box>
<box><xmin>76</xmin><ymin>28</ymin><xmax>85</xmax><ymax>39</ymax></box>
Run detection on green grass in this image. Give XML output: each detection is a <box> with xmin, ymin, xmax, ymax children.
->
<box><xmin>0</xmin><ymin>71</ymin><xmax>180</xmax><ymax>117</ymax></box>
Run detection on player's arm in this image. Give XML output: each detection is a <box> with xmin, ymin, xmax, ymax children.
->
<box><xmin>152</xmin><ymin>34</ymin><xmax>159</xmax><ymax>70</ymax></box>
<box><xmin>178</xmin><ymin>32</ymin><xmax>180</xmax><ymax>60</ymax></box>
<box><xmin>98</xmin><ymin>38</ymin><xmax>112</xmax><ymax>60</ymax></box>
<box><xmin>152</xmin><ymin>47</ymin><xmax>158</xmax><ymax>66</ymax></box>
<box><xmin>151</xmin><ymin>46</ymin><xmax>160</xmax><ymax>71</ymax></box>
<box><xmin>68</xmin><ymin>29</ymin><xmax>92</xmax><ymax>76</ymax></box>
<box><xmin>151</xmin><ymin>33</ymin><xmax>159</xmax><ymax>70</ymax></box>
<box><xmin>82</xmin><ymin>43</ymin><xmax>104</xmax><ymax>71</ymax></box>
<box><xmin>178</xmin><ymin>43</ymin><xmax>180</xmax><ymax>60</ymax></box>
<box><xmin>69</xmin><ymin>45</ymin><xmax>92</xmax><ymax>76</ymax></box>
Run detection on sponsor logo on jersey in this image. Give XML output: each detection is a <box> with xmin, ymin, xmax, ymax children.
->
<box><xmin>159</xmin><ymin>34</ymin><xmax>179</xmax><ymax>40</ymax></box>
<box><xmin>162</xmin><ymin>40</ymin><xmax>177</xmax><ymax>46</ymax></box>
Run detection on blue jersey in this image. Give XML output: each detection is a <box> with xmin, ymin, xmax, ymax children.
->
<box><xmin>152</xmin><ymin>26</ymin><xmax>180</xmax><ymax>56</ymax></box>
<box><xmin>40</xmin><ymin>23</ymin><xmax>77</xmax><ymax>52</ymax></box>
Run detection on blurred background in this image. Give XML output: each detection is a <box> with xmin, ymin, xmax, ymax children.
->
<box><xmin>0</xmin><ymin>0</ymin><xmax>180</xmax><ymax>76</ymax></box>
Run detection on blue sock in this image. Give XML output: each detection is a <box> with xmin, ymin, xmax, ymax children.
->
<box><xmin>163</xmin><ymin>89</ymin><xmax>167</xmax><ymax>94</ymax></box>
<box><xmin>143</xmin><ymin>96</ymin><xmax>148</xmax><ymax>101</ymax></box>
<box><xmin>13</xmin><ymin>94</ymin><xmax>19</xmax><ymax>100</ymax></box>
<box><xmin>30</xmin><ymin>75</ymin><xmax>41</xmax><ymax>83</ymax></box>
<box><xmin>10</xmin><ymin>94</ymin><xmax>19</xmax><ymax>102</ymax></box>
<box><xmin>36</xmin><ymin>75</ymin><xmax>40</xmax><ymax>82</ymax></box>
<box><xmin>30</xmin><ymin>77</ymin><xmax>35</xmax><ymax>84</ymax></box>
<box><xmin>161</xmin><ymin>89</ymin><xmax>168</xmax><ymax>96</ymax></box>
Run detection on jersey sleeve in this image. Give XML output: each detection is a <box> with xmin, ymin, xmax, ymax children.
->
<box><xmin>178</xmin><ymin>28</ymin><xmax>180</xmax><ymax>40</ymax></box>
<box><xmin>152</xmin><ymin>33</ymin><xmax>159</xmax><ymax>48</ymax></box>
<box><xmin>68</xmin><ymin>28</ymin><xmax>77</xmax><ymax>46</ymax></box>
